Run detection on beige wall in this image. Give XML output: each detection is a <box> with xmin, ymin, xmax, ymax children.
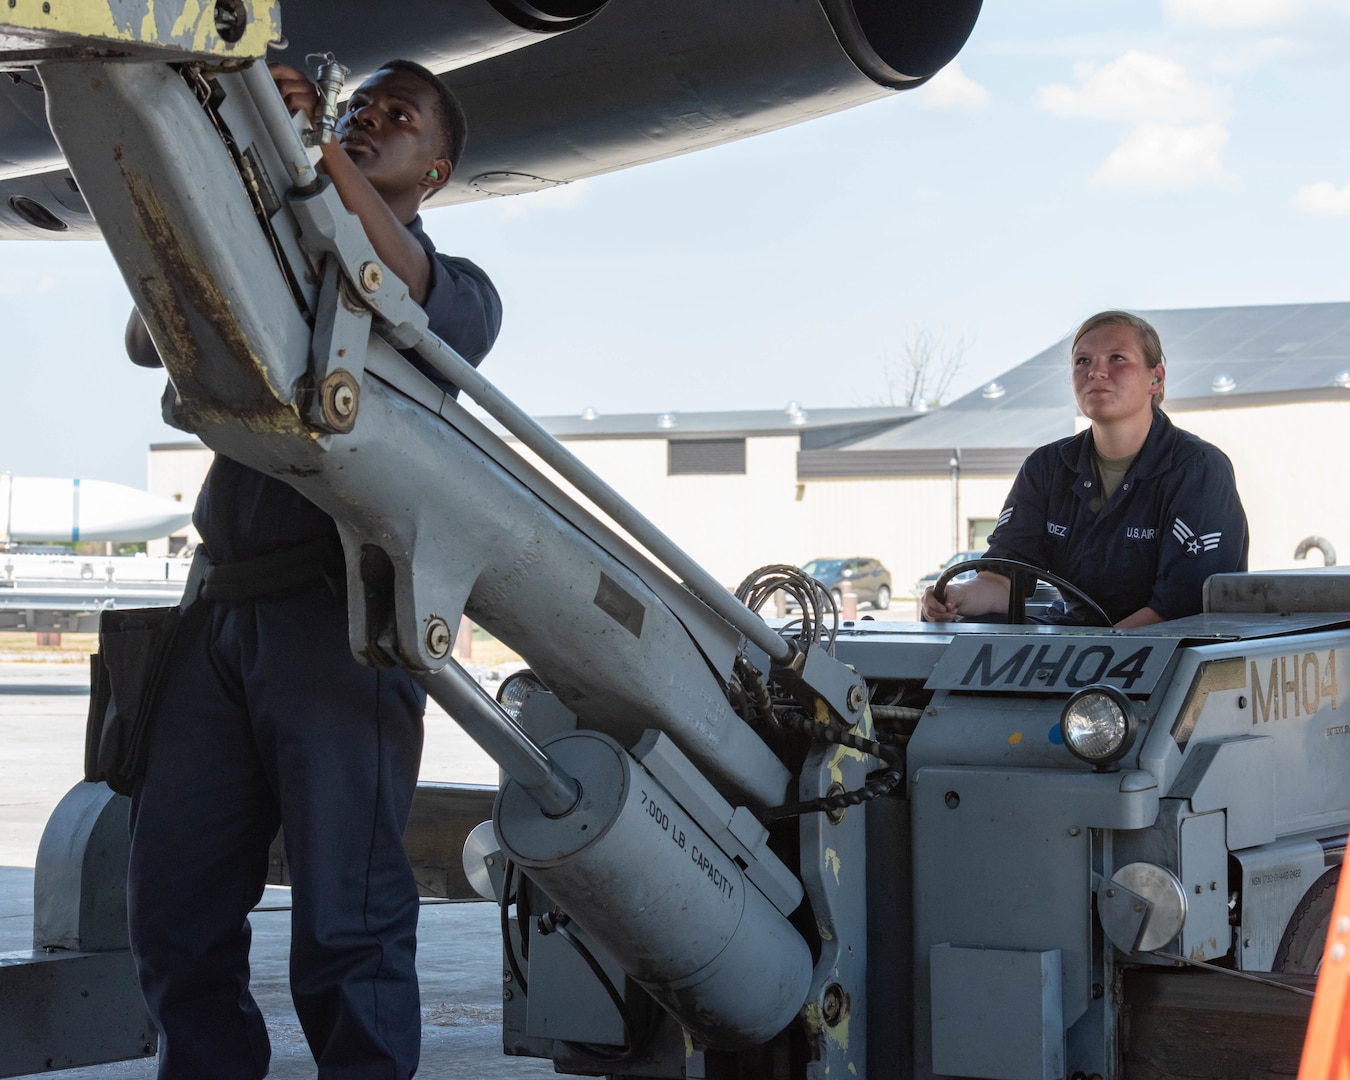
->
<box><xmin>144</xmin><ymin>434</ymin><xmax>1018</xmax><ymax>603</ymax></box>
<box><xmin>146</xmin><ymin>396</ymin><xmax>1349</xmax><ymax>597</ymax></box>
<box><xmin>144</xmin><ymin>446</ymin><xmax>210</xmax><ymax>557</ymax></box>
<box><xmin>538</xmin><ymin>399</ymin><xmax>1350</xmax><ymax>605</ymax></box>
<box><xmin>1169</xmin><ymin>401</ymin><xmax>1348</xmax><ymax>571</ymax></box>
<box><xmin>521</xmin><ymin>435</ymin><xmax>806</xmax><ymax>589</ymax></box>
<box><xmin>528</xmin><ymin>436</ymin><xmax>1016</xmax><ymax>602</ymax></box>
<box><xmin>795</xmin><ymin>474</ymin><xmax>1013</xmax><ymax>599</ymax></box>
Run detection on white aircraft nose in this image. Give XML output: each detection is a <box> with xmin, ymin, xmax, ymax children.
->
<box><xmin>1</xmin><ymin>475</ymin><xmax>192</xmax><ymax>542</ymax></box>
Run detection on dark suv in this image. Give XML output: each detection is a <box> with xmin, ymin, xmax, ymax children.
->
<box><xmin>801</xmin><ymin>557</ymin><xmax>892</xmax><ymax>610</ymax></box>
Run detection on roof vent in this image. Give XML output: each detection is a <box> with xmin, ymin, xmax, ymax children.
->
<box><xmin>656</xmin><ymin>412</ymin><xmax>677</xmax><ymax>429</ymax></box>
<box><xmin>1211</xmin><ymin>374</ymin><xmax>1236</xmax><ymax>393</ymax></box>
<box><xmin>914</xmin><ymin>400</ymin><xmax>930</xmax><ymax>413</ymax></box>
<box><xmin>1334</xmin><ymin>372</ymin><xmax>1350</xmax><ymax>389</ymax></box>
<box><xmin>982</xmin><ymin>381</ymin><xmax>1006</xmax><ymax>399</ymax></box>
<box><xmin>581</xmin><ymin>406</ymin><xmax>598</xmax><ymax>420</ymax></box>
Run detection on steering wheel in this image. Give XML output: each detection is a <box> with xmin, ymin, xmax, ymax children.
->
<box><xmin>933</xmin><ymin>557</ymin><xmax>1112</xmax><ymax>627</ymax></box>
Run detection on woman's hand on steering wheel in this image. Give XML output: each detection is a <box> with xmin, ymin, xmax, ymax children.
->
<box><xmin>921</xmin><ymin>580</ymin><xmax>974</xmax><ymax>622</ymax></box>
<box><xmin>929</xmin><ymin>557</ymin><xmax>1112</xmax><ymax>627</ymax></box>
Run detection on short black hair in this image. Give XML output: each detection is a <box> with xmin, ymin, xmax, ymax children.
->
<box><xmin>374</xmin><ymin>58</ymin><xmax>468</xmax><ymax>172</ymax></box>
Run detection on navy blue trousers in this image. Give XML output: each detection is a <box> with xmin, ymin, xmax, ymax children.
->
<box><xmin>127</xmin><ymin>583</ymin><xmax>426</xmax><ymax>1079</ymax></box>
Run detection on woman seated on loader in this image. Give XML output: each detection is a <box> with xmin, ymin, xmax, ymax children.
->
<box><xmin>921</xmin><ymin>310</ymin><xmax>1248</xmax><ymax>628</ymax></box>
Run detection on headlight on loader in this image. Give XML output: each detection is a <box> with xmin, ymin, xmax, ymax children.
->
<box><xmin>1061</xmin><ymin>684</ymin><xmax>1137</xmax><ymax>769</ymax></box>
<box><xmin>496</xmin><ymin>670</ymin><xmax>546</xmax><ymax>721</ymax></box>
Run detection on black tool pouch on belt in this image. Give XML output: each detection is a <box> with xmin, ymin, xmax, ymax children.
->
<box><xmin>84</xmin><ymin>605</ymin><xmax>181</xmax><ymax>796</ymax></box>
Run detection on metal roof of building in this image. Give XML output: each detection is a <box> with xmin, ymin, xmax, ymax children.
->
<box><xmin>834</xmin><ymin>301</ymin><xmax>1350</xmax><ymax>458</ymax></box>
<box><xmin>145</xmin><ymin>303</ymin><xmax>1350</xmax><ymax>475</ymax></box>
<box><xmin>513</xmin><ymin>405</ymin><xmax>916</xmax><ymax>441</ymax></box>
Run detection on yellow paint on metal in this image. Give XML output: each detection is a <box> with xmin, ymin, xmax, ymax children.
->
<box><xmin>849</xmin><ymin>1064</ymin><xmax>858</xmax><ymax>1075</ymax></box>
<box><xmin>824</xmin><ymin>846</ymin><xmax>841</xmax><ymax>886</ymax></box>
<box><xmin>817</xmin><ymin>920</ymin><xmax>834</xmax><ymax>942</ymax></box>
<box><xmin>825</xmin><ymin>701</ymin><xmax>877</xmax><ymax>786</ymax></box>
<box><xmin>0</xmin><ymin>0</ymin><xmax>279</xmax><ymax>60</ymax></box>
<box><xmin>825</xmin><ymin>1008</ymin><xmax>850</xmax><ymax>1052</ymax></box>
<box><xmin>827</xmin><ymin>743</ymin><xmax>845</xmax><ymax>787</ymax></box>
<box><xmin>826</xmin><ymin>732</ymin><xmax>869</xmax><ymax>781</ymax></box>
<box><xmin>683</xmin><ymin>1030</ymin><xmax>694</xmax><ymax>1058</ymax></box>
<box><xmin>140</xmin><ymin>0</ymin><xmax>158</xmax><ymax>43</ymax></box>
<box><xmin>1008</xmin><ymin>731</ymin><xmax>1024</xmax><ymax>745</ymax></box>
<box><xmin>859</xmin><ymin>701</ymin><xmax>875</xmax><ymax>740</ymax></box>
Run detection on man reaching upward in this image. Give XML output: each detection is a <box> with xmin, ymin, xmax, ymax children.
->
<box><xmin>126</xmin><ymin>60</ymin><xmax>501</xmax><ymax>1079</ymax></box>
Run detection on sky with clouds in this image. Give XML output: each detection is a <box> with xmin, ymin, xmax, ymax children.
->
<box><xmin>2</xmin><ymin>0</ymin><xmax>1347</xmax><ymax>486</ymax></box>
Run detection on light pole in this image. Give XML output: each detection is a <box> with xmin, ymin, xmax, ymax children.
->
<box><xmin>949</xmin><ymin>451</ymin><xmax>961</xmax><ymax>553</ymax></box>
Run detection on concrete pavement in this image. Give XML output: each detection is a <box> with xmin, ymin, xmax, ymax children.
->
<box><xmin>0</xmin><ymin>659</ymin><xmax>585</xmax><ymax>1079</ymax></box>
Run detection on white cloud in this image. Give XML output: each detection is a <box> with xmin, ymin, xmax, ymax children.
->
<box><xmin>1294</xmin><ymin>180</ymin><xmax>1350</xmax><ymax>216</ymax></box>
<box><xmin>919</xmin><ymin>62</ymin><xmax>991</xmax><ymax>110</ymax></box>
<box><xmin>499</xmin><ymin>179</ymin><xmax>591</xmax><ymax>220</ymax></box>
<box><xmin>1038</xmin><ymin>50</ymin><xmax>1228</xmax><ymax>124</ymax></box>
<box><xmin>1095</xmin><ymin>123</ymin><xmax>1232</xmax><ymax>190</ymax></box>
<box><xmin>1039</xmin><ymin>51</ymin><xmax>1235</xmax><ymax>191</ymax></box>
<box><xmin>1163</xmin><ymin>0</ymin><xmax>1297</xmax><ymax>27</ymax></box>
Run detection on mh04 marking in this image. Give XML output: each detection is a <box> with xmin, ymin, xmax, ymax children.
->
<box><xmin>960</xmin><ymin>642</ymin><xmax>1154</xmax><ymax>690</ymax></box>
<box><xmin>926</xmin><ymin>636</ymin><xmax>1179</xmax><ymax>695</ymax></box>
<box><xmin>1250</xmin><ymin>648</ymin><xmax>1338</xmax><ymax>725</ymax></box>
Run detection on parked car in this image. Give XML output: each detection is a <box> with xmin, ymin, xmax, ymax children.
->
<box><xmin>913</xmin><ymin>550</ymin><xmax>986</xmax><ymax>598</ymax></box>
<box><xmin>800</xmin><ymin>557</ymin><xmax>892</xmax><ymax>610</ymax></box>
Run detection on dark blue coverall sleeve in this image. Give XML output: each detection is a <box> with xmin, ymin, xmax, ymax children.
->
<box><xmin>984</xmin><ymin>446</ymin><xmax>1055</xmax><ymax>591</ymax></box>
<box><xmin>1147</xmin><ymin>446</ymin><xmax>1248</xmax><ymax>619</ymax></box>
<box><xmin>407</xmin><ymin>253</ymin><xmax>502</xmax><ymax>395</ymax></box>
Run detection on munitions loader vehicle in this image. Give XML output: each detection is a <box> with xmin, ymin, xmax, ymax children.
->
<box><xmin>0</xmin><ymin>5</ymin><xmax>1342</xmax><ymax>1079</ymax></box>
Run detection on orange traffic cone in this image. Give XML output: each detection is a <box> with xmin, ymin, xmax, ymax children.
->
<box><xmin>1299</xmin><ymin>840</ymin><xmax>1350</xmax><ymax>1080</ymax></box>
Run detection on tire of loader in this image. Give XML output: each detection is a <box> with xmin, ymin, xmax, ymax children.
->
<box><xmin>1274</xmin><ymin>865</ymin><xmax>1341</xmax><ymax>974</ymax></box>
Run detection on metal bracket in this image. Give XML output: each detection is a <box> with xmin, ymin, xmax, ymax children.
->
<box><xmin>798</xmin><ymin>731</ymin><xmax>872</xmax><ymax>1078</ymax></box>
<box><xmin>773</xmin><ymin>643</ymin><xmax>869</xmax><ymax>728</ymax></box>
<box><xmin>288</xmin><ymin>181</ymin><xmax>433</xmax><ymax>352</ymax></box>
<box><xmin>302</xmin><ymin>260</ymin><xmax>374</xmax><ymax>432</ymax></box>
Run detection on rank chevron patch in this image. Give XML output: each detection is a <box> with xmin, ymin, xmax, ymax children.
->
<box><xmin>1172</xmin><ymin>517</ymin><xmax>1221</xmax><ymax>558</ymax></box>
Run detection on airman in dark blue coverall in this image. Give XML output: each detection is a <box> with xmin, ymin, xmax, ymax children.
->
<box><xmin>125</xmin><ymin>61</ymin><xmax>502</xmax><ymax>1079</ymax></box>
<box><xmin>922</xmin><ymin>310</ymin><xmax>1248</xmax><ymax>627</ymax></box>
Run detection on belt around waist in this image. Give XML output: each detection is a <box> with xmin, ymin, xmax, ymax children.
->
<box><xmin>198</xmin><ymin>536</ymin><xmax>342</xmax><ymax>603</ymax></box>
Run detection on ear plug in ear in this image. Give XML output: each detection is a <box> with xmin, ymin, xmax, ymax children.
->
<box><xmin>428</xmin><ymin>168</ymin><xmax>440</xmax><ymax>180</ymax></box>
